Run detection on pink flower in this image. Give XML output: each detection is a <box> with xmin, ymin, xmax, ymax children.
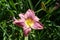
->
<box><xmin>13</xmin><ymin>9</ymin><xmax>43</xmax><ymax>36</ymax></box>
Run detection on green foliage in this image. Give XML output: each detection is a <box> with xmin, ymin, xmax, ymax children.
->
<box><xmin>0</xmin><ymin>0</ymin><xmax>60</xmax><ymax>40</ymax></box>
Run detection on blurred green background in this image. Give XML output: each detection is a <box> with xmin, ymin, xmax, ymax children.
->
<box><xmin>0</xmin><ymin>0</ymin><xmax>60</xmax><ymax>40</ymax></box>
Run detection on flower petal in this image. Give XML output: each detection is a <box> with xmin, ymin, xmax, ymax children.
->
<box><xmin>23</xmin><ymin>26</ymin><xmax>31</xmax><ymax>36</ymax></box>
<box><xmin>25</xmin><ymin>9</ymin><xmax>35</xmax><ymax>18</ymax></box>
<box><xmin>34</xmin><ymin>16</ymin><xmax>40</xmax><ymax>21</ymax></box>
<box><xmin>13</xmin><ymin>17</ymin><xmax>25</xmax><ymax>26</ymax></box>
<box><xmin>13</xmin><ymin>19</ymin><xmax>22</xmax><ymax>26</ymax></box>
<box><xmin>19</xmin><ymin>13</ymin><xmax>25</xmax><ymax>19</ymax></box>
<box><xmin>32</xmin><ymin>22</ymin><xmax>43</xmax><ymax>30</ymax></box>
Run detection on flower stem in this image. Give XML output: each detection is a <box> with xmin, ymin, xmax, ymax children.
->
<box><xmin>35</xmin><ymin>9</ymin><xmax>43</xmax><ymax>13</ymax></box>
<box><xmin>25</xmin><ymin>36</ymin><xmax>28</xmax><ymax>40</ymax></box>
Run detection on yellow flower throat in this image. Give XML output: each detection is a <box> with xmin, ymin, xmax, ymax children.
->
<box><xmin>25</xmin><ymin>18</ymin><xmax>34</xmax><ymax>27</ymax></box>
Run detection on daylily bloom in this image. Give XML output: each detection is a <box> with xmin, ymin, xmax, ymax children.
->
<box><xmin>13</xmin><ymin>9</ymin><xmax>43</xmax><ymax>36</ymax></box>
